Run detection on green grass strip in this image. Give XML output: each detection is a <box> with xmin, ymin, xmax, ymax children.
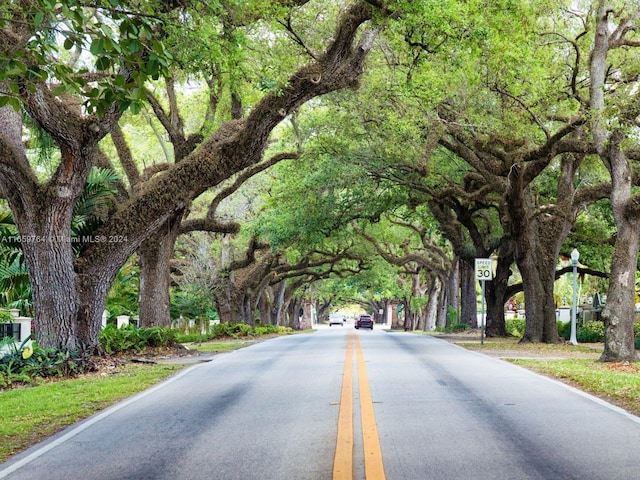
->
<box><xmin>0</xmin><ymin>363</ymin><xmax>185</xmax><ymax>463</ymax></box>
<box><xmin>188</xmin><ymin>341</ymin><xmax>253</xmax><ymax>353</ymax></box>
<box><xmin>509</xmin><ymin>358</ymin><xmax>640</xmax><ymax>417</ymax></box>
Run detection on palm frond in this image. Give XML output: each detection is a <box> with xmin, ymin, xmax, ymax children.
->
<box><xmin>72</xmin><ymin>167</ymin><xmax>119</xmax><ymax>221</ymax></box>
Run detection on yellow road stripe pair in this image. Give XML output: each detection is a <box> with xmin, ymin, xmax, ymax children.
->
<box><xmin>333</xmin><ymin>332</ymin><xmax>386</xmax><ymax>480</ymax></box>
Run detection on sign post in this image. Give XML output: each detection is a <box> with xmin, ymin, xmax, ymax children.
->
<box><xmin>475</xmin><ymin>258</ymin><xmax>493</xmax><ymax>345</ymax></box>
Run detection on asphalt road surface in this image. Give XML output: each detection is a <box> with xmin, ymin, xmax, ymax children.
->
<box><xmin>3</xmin><ymin>326</ymin><xmax>640</xmax><ymax>480</ymax></box>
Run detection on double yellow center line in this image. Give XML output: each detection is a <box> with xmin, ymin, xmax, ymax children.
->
<box><xmin>333</xmin><ymin>331</ymin><xmax>386</xmax><ymax>480</ymax></box>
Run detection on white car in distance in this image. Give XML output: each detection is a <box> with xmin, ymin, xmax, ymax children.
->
<box><xmin>329</xmin><ymin>313</ymin><xmax>346</xmax><ymax>326</ymax></box>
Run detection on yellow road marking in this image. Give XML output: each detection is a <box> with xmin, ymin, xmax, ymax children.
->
<box><xmin>333</xmin><ymin>332</ymin><xmax>386</xmax><ymax>480</ymax></box>
<box><xmin>333</xmin><ymin>333</ymin><xmax>354</xmax><ymax>479</ymax></box>
<box><xmin>355</xmin><ymin>334</ymin><xmax>386</xmax><ymax>480</ymax></box>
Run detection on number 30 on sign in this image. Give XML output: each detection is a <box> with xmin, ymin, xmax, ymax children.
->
<box><xmin>475</xmin><ymin>258</ymin><xmax>493</xmax><ymax>281</ymax></box>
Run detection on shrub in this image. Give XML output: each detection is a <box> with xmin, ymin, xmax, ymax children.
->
<box><xmin>577</xmin><ymin>321</ymin><xmax>605</xmax><ymax>343</ymax></box>
<box><xmin>175</xmin><ymin>322</ymin><xmax>293</xmax><ymax>343</ymax></box>
<box><xmin>558</xmin><ymin>321</ymin><xmax>571</xmax><ymax>340</ymax></box>
<box><xmin>99</xmin><ymin>325</ymin><xmax>176</xmax><ymax>355</ymax></box>
<box><xmin>209</xmin><ymin>322</ymin><xmax>252</xmax><ymax>338</ymax></box>
<box><xmin>0</xmin><ymin>338</ymin><xmax>96</xmax><ymax>387</ymax></box>
<box><xmin>506</xmin><ymin>318</ymin><xmax>526</xmax><ymax>337</ymax></box>
<box><xmin>252</xmin><ymin>325</ymin><xmax>275</xmax><ymax>336</ymax></box>
<box><xmin>252</xmin><ymin>324</ymin><xmax>293</xmax><ymax>335</ymax></box>
<box><xmin>435</xmin><ymin>323</ymin><xmax>470</xmax><ymax>333</ymax></box>
<box><xmin>174</xmin><ymin>333</ymin><xmax>203</xmax><ymax>343</ymax></box>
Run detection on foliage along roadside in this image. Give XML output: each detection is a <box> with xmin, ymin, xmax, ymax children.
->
<box><xmin>433</xmin><ymin>319</ymin><xmax>640</xmax><ymax>350</ymax></box>
<box><xmin>1</xmin><ymin>323</ymin><xmax>293</xmax><ymax>388</ymax></box>
<box><xmin>0</xmin><ymin>362</ymin><xmax>185</xmax><ymax>464</ymax></box>
<box><xmin>0</xmin><ymin>337</ymin><xmax>97</xmax><ymax>388</ymax></box>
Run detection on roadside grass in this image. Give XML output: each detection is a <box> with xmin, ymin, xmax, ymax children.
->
<box><xmin>433</xmin><ymin>332</ymin><xmax>640</xmax><ymax>417</ymax></box>
<box><xmin>508</xmin><ymin>358</ymin><xmax>640</xmax><ymax>417</ymax></box>
<box><xmin>187</xmin><ymin>341</ymin><xmax>254</xmax><ymax>353</ymax></box>
<box><xmin>0</xmin><ymin>335</ymin><xmax>285</xmax><ymax>464</ymax></box>
<box><xmin>0</xmin><ymin>363</ymin><xmax>185</xmax><ymax>463</ymax></box>
<box><xmin>458</xmin><ymin>340</ymin><xmax>602</xmax><ymax>355</ymax></box>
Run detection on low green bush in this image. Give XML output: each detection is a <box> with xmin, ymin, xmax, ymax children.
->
<box><xmin>99</xmin><ymin>324</ymin><xmax>177</xmax><ymax>355</ymax></box>
<box><xmin>506</xmin><ymin>318</ymin><xmax>526</xmax><ymax>337</ymax></box>
<box><xmin>209</xmin><ymin>322</ymin><xmax>250</xmax><ymax>338</ymax></box>
<box><xmin>434</xmin><ymin>323</ymin><xmax>470</xmax><ymax>333</ymax></box>
<box><xmin>499</xmin><ymin>317</ymin><xmax>640</xmax><ymax>346</ymax></box>
<box><xmin>174</xmin><ymin>333</ymin><xmax>203</xmax><ymax>343</ymax></box>
<box><xmin>253</xmin><ymin>324</ymin><xmax>289</xmax><ymax>335</ymax></box>
<box><xmin>175</xmin><ymin>322</ymin><xmax>293</xmax><ymax>343</ymax></box>
<box><xmin>576</xmin><ymin>321</ymin><xmax>605</xmax><ymax>343</ymax></box>
<box><xmin>0</xmin><ymin>337</ymin><xmax>96</xmax><ymax>387</ymax></box>
<box><xmin>558</xmin><ymin>321</ymin><xmax>571</xmax><ymax>340</ymax></box>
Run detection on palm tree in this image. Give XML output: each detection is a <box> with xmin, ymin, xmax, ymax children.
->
<box><xmin>71</xmin><ymin>167</ymin><xmax>120</xmax><ymax>255</ymax></box>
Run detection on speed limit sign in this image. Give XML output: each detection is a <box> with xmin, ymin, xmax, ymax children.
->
<box><xmin>475</xmin><ymin>258</ymin><xmax>493</xmax><ymax>281</ymax></box>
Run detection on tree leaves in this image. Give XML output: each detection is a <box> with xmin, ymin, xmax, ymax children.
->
<box><xmin>0</xmin><ymin>0</ymin><xmax>173</xmax><ymax>116</ymax></box>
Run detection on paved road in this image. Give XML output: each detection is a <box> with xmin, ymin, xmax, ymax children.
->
<box><xmin>2</xmin><ymin>326</ymin><xmax>640</xmax><ymax>479</ymax></box>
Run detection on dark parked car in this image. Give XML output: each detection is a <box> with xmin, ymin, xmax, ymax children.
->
<box><xmin>355</xmin><ymin>314</ymin><xmax>373</xmax><ymax>330</ymax></box>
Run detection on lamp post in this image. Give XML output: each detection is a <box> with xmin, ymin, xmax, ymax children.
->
<box><xmin>570</xmin><ymin>248</ymin><xmax>579</xmax><ymax>345</ymax></box>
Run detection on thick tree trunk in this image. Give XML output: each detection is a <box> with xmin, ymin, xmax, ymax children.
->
<box><xmin>436</xmin><ymin>288</ymin><xmax>447</xmax><ymax>328</ymax></box>
<box><xmin>507</xmin><ymin>154</ymin><xmax>580</xmax><ymax>344</ymax></box>
<box><xmin>447</xmin><ymin>259</ymin><xmax>459</xmax><ymax>324</ymax></box>
<box><xmin>24</xmin><ymin>234</ymin><xmax>78</xmax><ymax>349</ymax></box>
<box><xmin>601</xmin><ymin>220</ymin><xmax>639</xmax><ymax>362</ymax></box>
<box><xmin>21</xmin><ymin>213</ymin><xmax>122</xmax><ymax>349</ymax></box>
<box><xmin>459</xmin><ymin>258</ymin><xmax>477</xmax><ymax>327</ymax></box>
<box><xmin>411</xmin><ymin>274</ymin><xmax>426</xmax><ymax>331</ymax></box>
<box><xmin>404</xmin><ymin>308</ymin><xmax>416</xmax><ymax>331</ymax></box>
<box><xmin>589</xmin><ymin>4</ymin><xmax>639</xmax><ymax>362</ymax></box>
<box><xmin>215</xmin><ymin>272</ymin><xmax>244</xmax><ymax>324</ymax></box>
<box><xmin>289</xmin><ymin>297</ymin><xmax>304</xmax><ymax>330</ymax></box>
<box><xmin>390</xmin><ymin>301</ymin><xmax>403</xmax><ymax>329</ymax></box>
<box><xmin>513</xmin><ymin>200</ymin><xmax>565</xmax><ymax>344</ymax></box>
<box><xmin>257</xmin><ymin>294</ymin><xmax>270</xmax><ymax>325</ymax></box>
<box><xmin>77</xmin><ymin>269</ymin><xmax>115</xmax><ymax>349</ymax></box>
<box><xmin>518</xmin><ymin>258</ymin><xmax>559</xmax><ymax>344</ymax></box>
<box><xmin>244</xmin><ymin>295</ymin><xmax>255</xmax><ymax>326</ymax></box>
<box><xmin>272</xmin><ymin>281</ymin><xmax>286</xmax><ymax>326</ymax></box>
<box><xmin>424</xmin><ymin>278</ymin><xmax>440</xmax><ymax>331</ymax></box>
<box><xmin>599</xmin><ymin>145</ymin><xmax>639</xmax><ymax>362</ymax></box>
<box><xmin>138</xmin><ymin>216</ymin><xmax>182</xmax><ymax>327</ymax></box>
<box><xmin>484</xmin><ymin>249</ymin><xmax>512</xmax><ymax>337</ymax></box>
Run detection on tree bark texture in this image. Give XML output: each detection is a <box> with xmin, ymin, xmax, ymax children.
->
<box><xmin>589</xmin><ymin>5</ymin><xmax>639</xmax><ymax>362</ymax></box>
<box><xmin>459</xmin><ymin>258</ymin><xmax>477</xmax><ymax>327</ymax></box>
<box><xmin>423</xmin><ymin>277</ymin><xmax>440</xmax><ymax>331</ymax></box>
<box><xmin>484</xmin><ymin>253</ymin><xmax>511</xmax><ymax>337</ymax></box>
<box><xmin>138</xmin><ymin>218</ymin><xmax>182</xmax><ymax>327</ymax></box>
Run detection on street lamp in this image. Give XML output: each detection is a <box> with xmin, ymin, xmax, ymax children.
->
<box><xmin>570</xmin><ymin>248</ymin><xmax>580</xmax><ymax>345</ymax></box>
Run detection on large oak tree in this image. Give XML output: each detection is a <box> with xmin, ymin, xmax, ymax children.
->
<box><xmin>0</xmin><ymin>0</ymin><xmax>380</xmax><ymax>349</ymax></box>
<box><xmin>585</xmin><ymin>2</ymin><xmax>640</xmax><ymax>361</ymax></box>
